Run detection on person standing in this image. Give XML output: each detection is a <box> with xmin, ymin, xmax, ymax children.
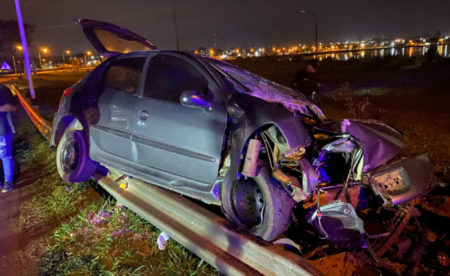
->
<box><xmin>0</xmin><ymin>84</ymin><xmax>17</xmax><ymax>193</ymax></box>
<box><xmin>291</xmin><ymin>59</ymin><xmax>320</xmax><ymax>98</ymax></box>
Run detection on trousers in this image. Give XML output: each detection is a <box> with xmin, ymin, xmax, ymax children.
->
<box><xmin>0</xmin><ymin>133</ymin><xmax>14</xmax><ymax>182</ymax></box>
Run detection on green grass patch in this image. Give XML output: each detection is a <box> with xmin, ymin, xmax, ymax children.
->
<box><xmin>14</xmin><ymin>121</ymin><xmax>218</xmax><ymax>275</ymax></box>
<box><xmin>41</xmin><ymin>200</ymin><xmax>218</xmax><ymax>275</ymax></box>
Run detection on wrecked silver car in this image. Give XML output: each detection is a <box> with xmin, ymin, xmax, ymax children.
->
<box><xmin>52</xmin><ymin>19</ymin><xmax>438</xmax><ymax>247</ymax></box>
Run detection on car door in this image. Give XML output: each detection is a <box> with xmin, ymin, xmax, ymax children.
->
<box><xmin>131</xmin><ymin>53</ymin><xmax>227</xmax><ymax>185</ymax></box>
<box><xmin>89</xmin><ymin>56</ymin><xmax>147</xmax><ymax>163</ymax></box>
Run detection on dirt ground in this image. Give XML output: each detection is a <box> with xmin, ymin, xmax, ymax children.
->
<box><xmin>0</xmin><ymin>55</ymin><xmax>449</xmax><ymax>275</ymax></box>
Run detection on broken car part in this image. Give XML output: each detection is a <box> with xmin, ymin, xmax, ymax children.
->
<box><xmin>241</xmin><ymin>138</ymin><xmax>261</xmax><ymax>178</ymax></box>
<box><xmin>306</xmin><ymin>200</ymin><xmax>367</xmax><ymax>249</ymax></box>
<box><xmin>368</xmin><ymin>154</ymin><xmax>438</xmax><ymax>207</ymax></box>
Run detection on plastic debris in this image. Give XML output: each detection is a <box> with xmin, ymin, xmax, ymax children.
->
<box><xmin>87</xmin><ymin>210</ymin><xmax>111</xmax><ymax>225</ymax></box>
<box><xmin>157</xmin><ymin>232</ymin><xmax>170</xmax><ymax>250</ymax></box>
<box><xmin>273</xmin><ymin>237</ymin><xmax>302</xmax><ymax>255</ymax></box>
<box><xmin>306</xmin><ymin>201</ymin><xmax>366</xmax><ymax>249</ymax></box>
<box><xmin>65</xmin><ymin>187</ymin><xmax>70</xmax><ymax>192</ymax></box>
<box><xmin>119</xmin><ymin>182</ymin><xmax>128</xmax><ymax>190</ymax></box>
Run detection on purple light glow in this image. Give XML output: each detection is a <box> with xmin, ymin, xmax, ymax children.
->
<box><xmin>14</xmin><ymin>0</ymin><xmax>36</xmax><ymax>99</ymax></box>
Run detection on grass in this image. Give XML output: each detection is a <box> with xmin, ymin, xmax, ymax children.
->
<box><xmin>13</xmin><ymin>121</ymin><xmax>218</xmax><ymax>275</ymax></box>
<box><xmin>40</xmin><ymin>199</ymin><xmax>217</xmax><ymax>275</ymax></box>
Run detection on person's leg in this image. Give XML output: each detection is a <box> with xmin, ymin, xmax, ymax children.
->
<box><xmin>0</xmin><ymin>133</ymin><xmax>14</xmax><ymax>192</ymax></box>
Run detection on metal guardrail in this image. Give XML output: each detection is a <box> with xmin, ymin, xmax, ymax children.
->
<box><xmin>12</xmin><ymin>84</ymin><xmax>321</xmax><ymax>275</ymax></box>
<box><xmin>10</xmin><ymin>84</ymin><xmax>51</xmax><ymax>141</ymax></box>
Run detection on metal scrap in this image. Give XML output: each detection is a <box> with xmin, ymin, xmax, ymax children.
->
<box><xmin>373</xmin><ymin>201</ymin><xmax>415</xmax><ymax>259</ymax></box>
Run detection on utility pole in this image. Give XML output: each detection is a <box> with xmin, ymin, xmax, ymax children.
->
<box><xmin>38</xmin><ymin>50</ymin><xmax>43</xmax><ymax>68</ymax></box>
<box><xmin>172</xmin><ymin>0</ymin><xmax>180</xmax><ymax>51</ymax></box>
<box><xmin>12</xmin><ymin>54</ymin><xmax>17</xmax><ymax>74</ymax></box>
<box><xmin>300</xmin><ymin>9</ymin><xmax>318</xmax><ymax>56</ymax></box>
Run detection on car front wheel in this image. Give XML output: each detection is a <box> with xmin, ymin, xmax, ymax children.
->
<box><xmin>56</xmin><ymin>129</ymin><xmax>97</xmax><ymax>182</ymax></box>
<box><xmin>222</xmin><ymin>164</ymin><xmax>294</xmax><ymax>241</ymax></box>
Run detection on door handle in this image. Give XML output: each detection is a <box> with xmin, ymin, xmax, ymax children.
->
<box><xmin>139</xmin><ymin>109</ymin><xmax>150</xmax><ymax>121</ymax></box>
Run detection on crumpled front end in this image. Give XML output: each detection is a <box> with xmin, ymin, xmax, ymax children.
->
<box><xmin>255</xmin><ymin>118</ymin><xmax>439</xmax><ymax>251</ymax></box>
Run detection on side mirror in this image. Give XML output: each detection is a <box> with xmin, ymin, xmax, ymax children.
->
<box><xmin>180</xmin><ymin>90</ymin><xmax>212</xmax><ymax>110</ymax></box>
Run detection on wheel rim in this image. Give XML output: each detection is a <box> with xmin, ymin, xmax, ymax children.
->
<box><xmin>232</xmin><ymin>178</ymin><xmax>265</xmax><ymax>228</ymax></box>
<box><xmin>61</xmin><ymin>139</ymin><xmax>80</xmax><ymax>173</ymax></box>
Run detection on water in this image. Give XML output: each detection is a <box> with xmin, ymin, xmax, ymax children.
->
<box><xmin>316</xmin><ymin>45</ymin><xmax>449</xmax><ymax>61</ymax></box>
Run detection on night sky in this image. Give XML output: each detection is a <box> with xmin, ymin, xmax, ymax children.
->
<box><xmin>1</xmin><ymin>0</ymin><xmax>449</xmax><ymax>53</ymax></box>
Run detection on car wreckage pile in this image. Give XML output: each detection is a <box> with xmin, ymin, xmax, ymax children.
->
<box><xmin>213</xmin><ymin>61</ymin><xmax>443</xmax><ymax>272</ymax></box>
<box><xmin>237</xmin><ymin>116</ymin><xmax>444</xmax><ymax>273</ymax></box>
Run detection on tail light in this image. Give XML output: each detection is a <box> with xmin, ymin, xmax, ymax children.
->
<box><xmin>57</xmin><ymin>87</ymin><xmax>74</xmax><ymax>112</ymax></box>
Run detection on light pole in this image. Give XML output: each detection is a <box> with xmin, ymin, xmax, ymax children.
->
<box><xmin>171</xmin><ymin>0</ymin><xmax>180</xmax><ymax>51</ymax></box>
<box><xmin>300</xmin><ymin>9</ymin><xmax>318</xmax><ymax>56</ymax></box>
<box><xmin>39</xmin><ymin>47</ymin><xmax>49</xmax><ymax>68</ymax></box>
<box><xmin>63</xmin><ymin>50</ymin><xmax>71</xmax><ymax>64</ymax></box>
<box><xmin>14</xmin><ymin>0</ymin><xmax>36</xmax><ymax>99</ymax></box>
<box><xmin>85</xmin><ymin>50</ymin><xmax>92</xmax><ymax>66</ymax></box>
<box><xmin>15</xmin><ymin>45</ymin><xmax>23</xmax><ymax>77</ymax></box>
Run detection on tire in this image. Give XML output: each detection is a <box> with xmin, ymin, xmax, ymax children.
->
<box><xmin>56</xmin><ymin>129</ymin><xmax>97</xmax><ymax>182</ymax></box>
<box><xmin>221</xmin><ymin>164</ymin><xmax>294</xmax><ymax>241</ymax></box>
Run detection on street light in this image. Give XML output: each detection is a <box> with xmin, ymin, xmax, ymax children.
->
<box><xmin>300</xmin><ymin>9</ymin><xmax>318</xmax><ymax>56</ymax></box>
<box><xmin>39</xmin><ymin>47</ymin><xmax>49</xmax><ymax>68</ymax></box>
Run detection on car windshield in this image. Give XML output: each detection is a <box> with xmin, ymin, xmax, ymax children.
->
<box><xmin>204</xmin><ymin>57</ymin><xmax>326</xmax><ymax>120</ymax></box>
<box><xmin>205</xmin><ymin>57</ymin><xmax>309</xmax><ymax>101</ymax></box>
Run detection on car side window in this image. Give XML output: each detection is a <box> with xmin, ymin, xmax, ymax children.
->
<box><xmin>144</xmin><ymin>54</ymin><xmax>208</xmax><ymax>103</ymax></box>
<box><xmin>102</xmin><ymin>57</ymin><xmax>146</xmax><ymax>94</ymax></box>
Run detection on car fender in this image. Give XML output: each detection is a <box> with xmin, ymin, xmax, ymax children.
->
<box><xmin>52</xmin><ymin>112</ymin><xmax>87</xmax><ymax>146</ymax></box>
<box><xmin>222</xmin><ymin>93</ymin><xmax>311</xmax><ymax>196</ymax></box>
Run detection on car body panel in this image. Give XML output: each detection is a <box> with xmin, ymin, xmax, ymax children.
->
<box><xmin>90</xmin><ymin>88</ymin><xmax>138</xmax><ymax>161</ymax></box>
<box><xmin>206</xmin><ymin>57</ymin><xmax>326</xmax><ymax>121</ymax></box>
<box><xmin>131</xmin><ymin>97</ymin><xmax>227</xmax><ymax>184</ymax></box>
<box><xmin>368</xmin><ymin>153</ymin><xmax>438</xmax><ymax>206</ymax></box>
<box><xmin>77</xmin><ymin>18</ymin><xmax>157</xmax><ymax>57</ymax></box>
<box><xmin>314</xmin><ymin>119</ymin><xmax>405</xmax><ymax>171</ymax></box>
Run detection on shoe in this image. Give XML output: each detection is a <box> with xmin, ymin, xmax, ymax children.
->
<box><xmin>2</xmin><ymin>181</ymin><xmax>14</xmax><ymax>193</ymax></box>
<box><xmin>0</xmin><ymin>183</ymin><xmax>2</xmax><ymax>191</ymax></box>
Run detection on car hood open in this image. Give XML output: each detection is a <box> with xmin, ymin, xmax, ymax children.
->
<box><xmin>77</xmin><ymin>18</ymin><xmax>157</xmax><ymax>58</ymax></box>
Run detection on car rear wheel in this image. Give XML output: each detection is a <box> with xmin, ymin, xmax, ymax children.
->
<box><xmin>222</xmin><ymin>164</ymin><xmax>294</xmax><ymax>241</ymax></box>
<box><xmin>56</xmin><ymin>129</ymin><xmax>97</xmax><ymax>182</ymax></box>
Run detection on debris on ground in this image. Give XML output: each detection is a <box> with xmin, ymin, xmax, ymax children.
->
<box><xmin>87</xmin><ymin>210</ymin><xmax>111</xmax><ymax>225</ymax></box>
<box><xmin>308</xmin><ymin>252</ymin><xmax>360</xmax><ymax>276</ymax></box>
<box><xmin>157</xmin><ymin>232</ymin><xmax>171</xmax><ymax>250</ymax></box>
<box><xmin>421</xmin><ymin>195</ymin><xmax>450</xmax><ymax>218</ymax></box>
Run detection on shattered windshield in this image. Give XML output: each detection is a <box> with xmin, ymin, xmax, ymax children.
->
<box><xmin>205</xmin><ymin>57</ymin><xmax>325</xmax><ymax>120</ymax></box>
<box><xmin>207</xmin><ymin>58</ymin><xmax>305</xmax><ymax>98</ymax></box>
